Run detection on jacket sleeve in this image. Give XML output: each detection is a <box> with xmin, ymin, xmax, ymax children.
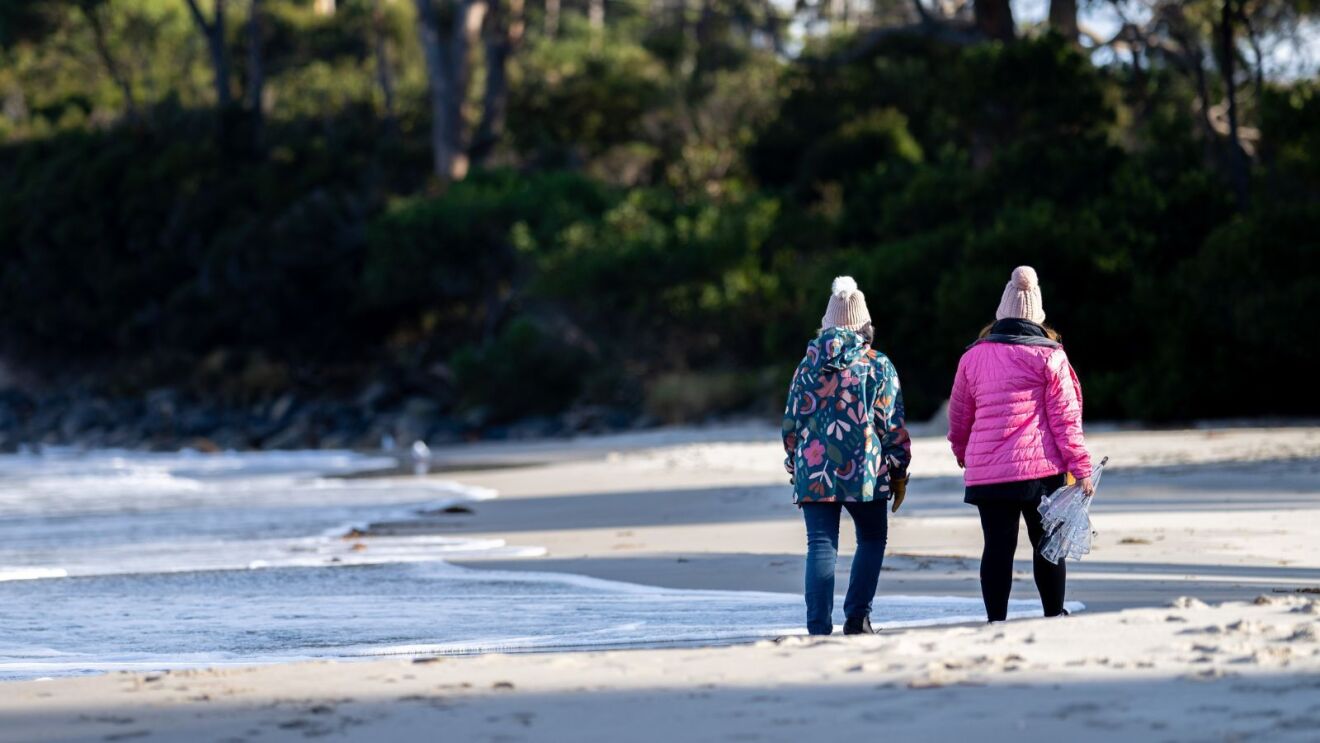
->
<box><xmin>781</xmin><ymin>357</ymin><xmax>810</xmax><ymax>477</ymax></box>
<box><xmin>874</xmin><ymin>360</ymin><xmax>911</xmax><ymax>478</ymax></box>
<box><xmin>946</xmin><ymin>353</ymin><xmax>975</xmax><ymax>462</ymax></box>
<box><xmin>1044</xmin><ymin>349</ymin><xmax>1093</xmax><ymax>480</ymax></box>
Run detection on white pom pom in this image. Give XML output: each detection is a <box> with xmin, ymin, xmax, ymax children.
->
<box><xmin>831</xmin><ymin>276</ymin><xmax>858</xmax><ymax>297</ymax></box>
<box><xmin>1010</xmin><ymin>266</ymin><xmax>1039</xmax><ymax>290</ymax></box>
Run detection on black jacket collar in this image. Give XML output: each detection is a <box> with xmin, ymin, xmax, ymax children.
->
<box><xmin>970</xmin><ymin>319</ymin><xmax>1061</xmax><ymax>349</ymax></box>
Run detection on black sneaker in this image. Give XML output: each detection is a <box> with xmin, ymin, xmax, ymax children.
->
<box><xmin>843</xmin><ymin>616</ymin><xmax>874</xmax><ymax>635</ymax></box>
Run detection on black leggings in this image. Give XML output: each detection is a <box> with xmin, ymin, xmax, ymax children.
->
<box><xmin>976</xmin><ymin>499</ymin><xmax>1066</xmax><ymax>621</ymax></box>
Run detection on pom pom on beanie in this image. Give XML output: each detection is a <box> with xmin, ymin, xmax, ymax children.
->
<box><xmin>995</xmin><ymin>265</ymin><xmax>1046</xmax><ymax>325</ymax></box>
<box><xmin>1010</xmin><ymin>266</ymin><xmax>1038</xmax><ymax>291</ymax></box>
<box><xmin>831</xmin><ymin>276</ymin><xmax>858</xmax><ymax>297</ymax></box>
<box><xmin>821</xmin><ymin>276</ymin><xmax>871</xmax><ymax>331</ymax></box>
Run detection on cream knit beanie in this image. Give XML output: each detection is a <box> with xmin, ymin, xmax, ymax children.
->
<box><xmin>995</xmin><ymin>266</ymin><xmax>1046</xmax><ymax>325</ymax></box>
<box><xmin>821</xmin><ymin>276</ymin><xmax>872</xmax><ymax>332</ymax></box>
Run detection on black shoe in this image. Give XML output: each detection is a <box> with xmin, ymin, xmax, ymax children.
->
<box><xmin>843</xmin><ymin>616</ymin><xmax>874</xmax><ymax>635</ymax></box>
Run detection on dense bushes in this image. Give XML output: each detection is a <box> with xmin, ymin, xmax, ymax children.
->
<box><xmin>1</xmin><ymin>31</ymin><xmax>1317</xmax><ymax>429</ymax></box>
<box><xmin>0</xmin><ymin>105</ymin><xmax>414</xmax><ymax>368</ymax></box>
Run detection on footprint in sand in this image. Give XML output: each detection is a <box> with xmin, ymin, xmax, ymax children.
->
<box><xmin>1180</xmin><ymin>625</ymin><xmax>1218</xmax><ymax>636</ymax></box>
<box><xmin>81</xmin><ymin>715</ymin><xmax>135</xmax><ymax>726</ymax></box>
<box><xmin>1284</xmin><ymin>624</ymin><xmax>1319</xmax><ymax>642</ymax></box>
<box><xmin>906</xmin><ymin>666</ymin><xmax>973</xmax><ymax>689</ymax></box>
<box><xmin>1184</xmin><ymin>668</ymin><xmax>1235</xmax><ymax>680</ymax></box>
<box><xmin>1053</xmin><ymin>702</ymin><xmax>1103</xmax><ymax>719</ymax></box>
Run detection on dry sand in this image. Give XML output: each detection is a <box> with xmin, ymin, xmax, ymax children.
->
<box><xmin>4</xmin><ymin>425</ymin><xmax>1319</xmax><ymax>742</ymax></box>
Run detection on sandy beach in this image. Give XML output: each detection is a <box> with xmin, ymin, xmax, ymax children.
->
<box><xmin>4</xmin><ymin>425</ymin><xmax>1319</xmax><ymax>742</ymax></box>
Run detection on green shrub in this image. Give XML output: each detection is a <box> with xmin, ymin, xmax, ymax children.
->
<box><xmin>450</xmin><ymin>315</ymin><xmax>595</xmax><ymax>422</ymax></box>
<box><xmin>362</xmin><ymin>170</ymin><xmax>615</xmax><ymax>328</ymax></box>
<box><xmin>508</xmin><ymin>37</ymin><xmax>668</xmax><ymax>163</ymax></box>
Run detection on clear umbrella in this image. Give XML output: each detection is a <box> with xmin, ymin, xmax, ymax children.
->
<box><xmin>1037</xmin><ymin>456</ymin><xmax>1108</xmax><ymax>564</ymax></box>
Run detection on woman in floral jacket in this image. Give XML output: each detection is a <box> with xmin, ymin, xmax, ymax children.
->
<box><xmin>781</xmin><ymin>276</ymin><xmax>911</xmax><ymax>635</ymax></box>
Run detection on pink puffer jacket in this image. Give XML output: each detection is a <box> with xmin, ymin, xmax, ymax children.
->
<box><xmin>947</xmin><ymin>341</ymin><xmax>1092</xmax><ymax>486</ymax></box>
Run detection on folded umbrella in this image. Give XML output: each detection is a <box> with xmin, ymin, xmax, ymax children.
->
<box><xmin>1038</xmin><ymin>456</ymin><xmax>1108</xmax><ymax>565</ymax></box>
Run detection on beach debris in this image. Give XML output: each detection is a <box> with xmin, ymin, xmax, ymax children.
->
<box><xmin>407</xmin><ymin>440</ymin><xmax>433</xmax><ymax>475</ymax></box>
<box><xmin>493</xmin><ymin>681</ymin><xmax>516</xmax><ymax>691</ymax></box>
<box><xmin>1172</xmin><ymin>596</ymin><xmax>1210</xmax><ymax>610</ymax></box>
<box><xmin>412</xmin><ymin>657</ymin><xmax>443</xmax><ymax>665</ymax></box>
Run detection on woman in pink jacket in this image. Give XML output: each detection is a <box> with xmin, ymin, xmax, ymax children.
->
<box><xmin>947</xmin><ymin>266</ymin><xmax>1093</xmax><ymax>622</ymax></box>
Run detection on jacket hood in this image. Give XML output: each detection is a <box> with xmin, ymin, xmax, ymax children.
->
<box><xmin>806</xmin><ymin>328</ymin><xmax>870</xmax><ymax>372</ymax></box>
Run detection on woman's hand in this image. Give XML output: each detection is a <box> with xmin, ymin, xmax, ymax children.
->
<box><xmin>1078</xmin><ymin>476</ymin><xmax>1095</xmax><ymax>498</ymax></box>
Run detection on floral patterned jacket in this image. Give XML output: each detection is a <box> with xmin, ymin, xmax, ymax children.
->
<box><xmin>781</xmin><ymin>328</ymin><xmax>911</xmax><ymax>504</ymax></box>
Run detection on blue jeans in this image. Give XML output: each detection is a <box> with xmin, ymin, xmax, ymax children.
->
<box><xmin>801</xmin><ymin>500</ymin><xmax>889</xmax><ymax>635</ymax></box>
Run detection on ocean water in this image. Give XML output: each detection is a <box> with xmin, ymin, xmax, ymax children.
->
<box><xmin>0</xmin><ymin>448</ymin><xmax>1071</xmax><ymax>679</ymax></box>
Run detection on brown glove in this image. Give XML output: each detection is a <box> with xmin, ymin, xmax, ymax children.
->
<box><xmin>890</xmin><ymin>475</ymin><xmax>908</xmax><ymax>513</ymax></box>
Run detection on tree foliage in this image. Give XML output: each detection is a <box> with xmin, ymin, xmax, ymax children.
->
<box><xmin>0</xmin><ymin>1</ymin><xmax>1317</xmax><ymax>427</ymax></box>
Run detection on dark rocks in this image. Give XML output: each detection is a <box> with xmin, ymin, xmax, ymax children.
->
<box><xmin>0</xmin><ymin>381</ymin><xmax>651</xmax><ymax>452</ymax></box>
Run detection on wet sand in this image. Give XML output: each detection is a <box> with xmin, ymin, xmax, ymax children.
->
<box><xmin>3</xmin><ymin>425</ymin><xmax>1318</xmax><ymax>742</ymax></box>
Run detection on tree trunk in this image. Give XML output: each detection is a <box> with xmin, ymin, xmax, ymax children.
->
<box><xmin>830</xmin><ymin>0</ymin><xmax>848</xmax><ymax>32</ymax></box>
<box><xmin>1187</xmin><ymin>41</ymin><xmax>1220</xmax><ymax>162</ymax></box>
<box><xmin>762</xmin><ymin>0</ymin><xmax>786</xmax><ymax>54</ymax></box>
<box><xmin>1047</xmin><ymin>0</ymin><xmax>1077</xmax><ymax>41</ymax></box>
<box><xmin>414</xmin><ymin>0</ymin><xmax>456</xmax><ymax>181</ymax></box>
<box><xmin>693</xmin><ymin>0</ymin><xmax>715</xmax><ymax>76</ymax></box>
<box><xmin>589</xmin><ymin>0</ymin><xmax>604</xmax><ymax>30</ymax></box>
<box><xmin>544</xmin><ymin>0</ymin><xmax>559</xmax><ymax>37</ymax></box>
<box><xmin>1217</xmin><ymin>0</ymin><xmax>1249</xmax><ymax>207</ymax></box>
<box><xmin>415</xmin><ymin>0</ymin><xmax>485</xmax><ymax>182</ymax></box>
<box><xmin>246</xmin><ymin>0</ymin><xmax>265</xmax><ymax>148</ymax></box>
<box><xmin>471</xmin><ymin>0</ymin><xmax>524</xmax><ymax>166</ymax></box>
<box><xmin>679</xmin><ymin>0</ymin><xmax>698</xmax><ymax>79</ymax></box>
<box><xmin>911</xmin><ymin>0</ymin><xmax>933</xmax><ymax>24</ymax></box>
<box><xmin>314</xmin><ymin>0</ymin><xmax>336</xmax><ymax>14</ymax></box>
<box><xmin>973</xmin><ymin>0</ymin><xmax>1013</xmax><ymax>41</ymax></box>
<box><xmin>372</xmin><ymin>0</ymin><xmax>397</xmax><ymax>126</ymax></box>
<box><xmin>1239</xmin><ymin>7</ymin><xmax>1265</xmax><ymax>112</ymax></box>
<box><xmin>446</xmin><ymin>0</ymin><xmax>487</xmax><ymax>181</ymax></box>
<box><xmin>79</xmin><ymin>2</ymin><xmax>138</xmax><ymax>119</ymax></box>
<box><xmin>183</xmin><ymin>0</ymin><xmax>233</xmax><ymax>109</ymax></box>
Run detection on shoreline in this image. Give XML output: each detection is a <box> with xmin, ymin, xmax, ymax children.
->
<box><xmin>2</xmin><ymin>425</ymin><xmax>1318</xmax><ymax>740</ymax></box>
<box><xmin>3</xmin><ymin>597</ymin><xmax>1317</xmax><ymax>742</ymax></box>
